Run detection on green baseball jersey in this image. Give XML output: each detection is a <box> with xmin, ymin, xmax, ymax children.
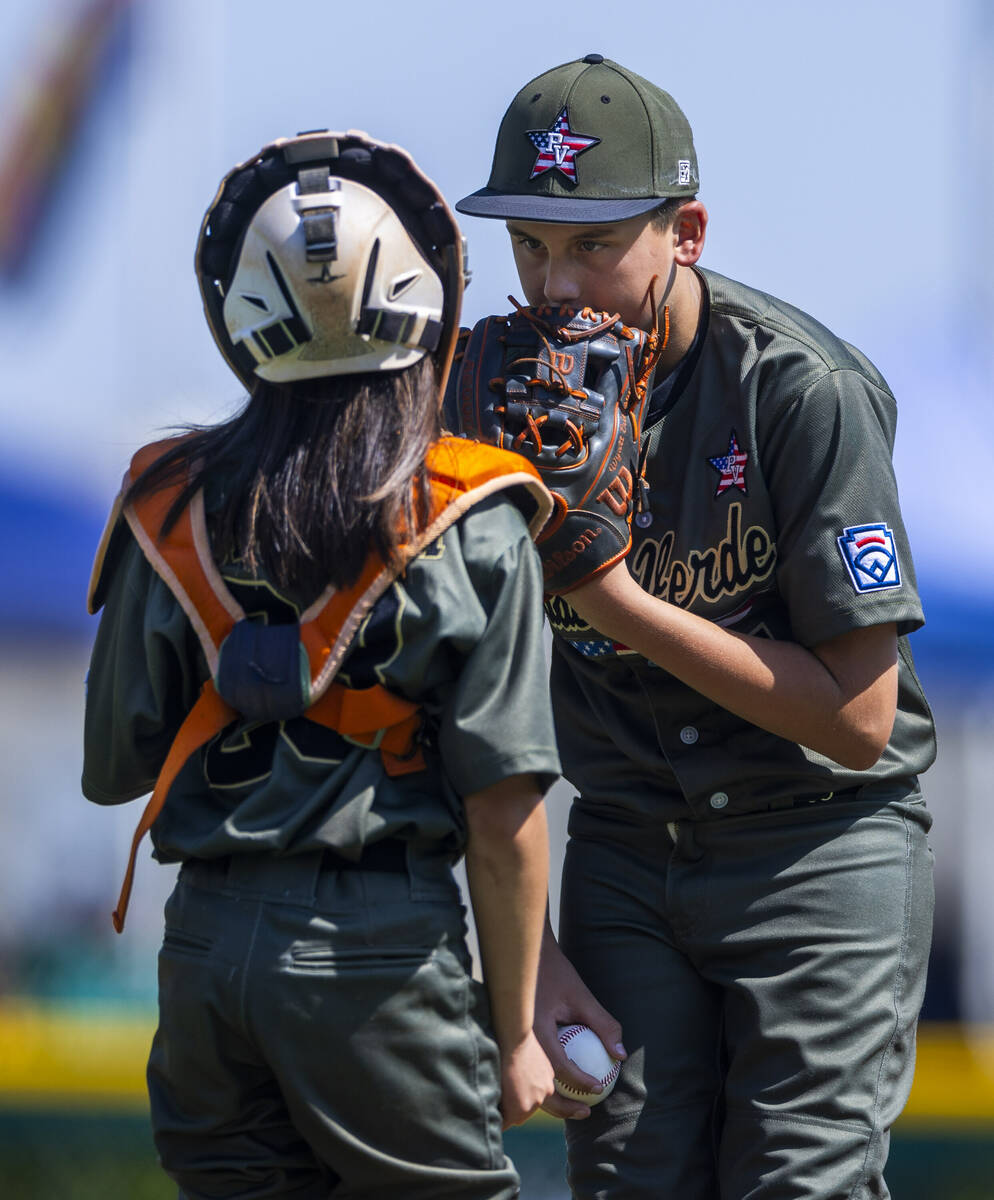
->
<box><xmin>83</xmin><ymin>492</ymin><xmax>560</xmax><ymax>863</ymax></box>
<box><xmin>546</xmin><ymin>267</ymin><xmax>935</xmax><ymax>823</ymax></box>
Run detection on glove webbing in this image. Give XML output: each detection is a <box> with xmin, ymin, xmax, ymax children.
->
<box><xmin>487</xmin><ymin>287</ymin><xmax>668</xmax><ymax>462</ymax></box>
<box><xmin>487</xmin><ymin>302</ymin><xmax>623</xmax><ymax>459</ymax></box>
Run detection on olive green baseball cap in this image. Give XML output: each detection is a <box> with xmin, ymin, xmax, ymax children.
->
<box><xmin>457</xmin><ymin>54</ymin><xmax>699</xmax><ymax>224</ymax></box>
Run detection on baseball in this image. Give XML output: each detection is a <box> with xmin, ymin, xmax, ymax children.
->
<box><xmin>554</xmin><ymin>1024</ymin><xmax>621</xmax><ymax>1105</ymax></box>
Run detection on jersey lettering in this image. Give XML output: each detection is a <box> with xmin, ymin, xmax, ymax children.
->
<box><xmin>631</xmin><ymin>502</ymin><xmax>776</xmax><ymax>608</ymax></box>
<box><xmin>544</xmin><ymin>594</ymin><xmax>591</xmax><ymax>637</ymax></box>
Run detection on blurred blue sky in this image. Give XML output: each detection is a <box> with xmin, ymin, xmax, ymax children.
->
<box><xmin>0</xmin><ymin>0</ymin><xmax>991</xmax><ymax>633</ymax></box>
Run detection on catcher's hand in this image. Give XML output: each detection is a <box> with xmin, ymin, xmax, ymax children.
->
<box><xmin>448</xmin><ymin>301</ymin><xmax>662</xmax><ymax>593</ymax></box>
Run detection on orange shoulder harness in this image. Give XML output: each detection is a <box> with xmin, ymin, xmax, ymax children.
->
<box><xmin>90</xmin><ymin>435</ymin><xmax>551</xmax><ymax>932</ymax></box>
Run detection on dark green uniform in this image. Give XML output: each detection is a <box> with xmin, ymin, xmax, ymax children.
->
<box><xmin>548</xmin><ymin>268</ymin><xmax>935</xmax><ymax>820</ymax></box>
<box><xmin>449</xmin><ymin>47</ymin><xmax>935</xmax><ymax>1199</ymax></box>
<box><xmin>545</xmin><ymin>270</ymin><xmax>935</xmax><ymax>1200</ymax></box>
<box><xmin>83</xmin><ymin>489</ymin><xmax>561</xmax><ymax>1200</ymax></box>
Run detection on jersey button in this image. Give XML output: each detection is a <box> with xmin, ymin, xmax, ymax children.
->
<box><xmin>709</xmin><ymin>791</ymin><xmax>729</xmax><ymax>810</ymax></box>
<box><xmin>679</xmin><ymin>725</ymin><xmax>699</xmax><ymax>745</ymax></box>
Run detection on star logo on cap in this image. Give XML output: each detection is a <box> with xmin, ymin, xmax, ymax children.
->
<box><xmin>526</xmin><ymin>107</ymin><xmax>600</xmax><ymax>183</ymax></box>
<box><xmin>708</xmin><ymin>431</ymin><xmax>748</xmax><ymax>497</ymax></box>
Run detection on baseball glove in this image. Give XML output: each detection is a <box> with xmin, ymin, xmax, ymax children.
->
<box><xmin>447</xmin><ymin>300</ymin><xmax>664</xmax><ymax>593</ymax></box>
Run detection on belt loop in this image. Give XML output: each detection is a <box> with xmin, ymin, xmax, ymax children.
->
<box><xmin>296</xmin><ymin>849</ymin><xmax>326</xmax><ymax>899</ymax></box>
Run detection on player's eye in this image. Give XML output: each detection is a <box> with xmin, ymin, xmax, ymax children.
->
<box><xmin>577</xmin><ymin>240</ymin><xmax>606</xmax><ymax>252</ymax></box>
<box><xmin>513</xmin><ymin>235</ymin><xmax>544</xmax><ymax>251</ymax></box>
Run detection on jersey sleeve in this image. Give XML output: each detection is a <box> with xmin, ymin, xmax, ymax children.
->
<box><xmin>416</xmin><ymin>499</ymin><xmax>561</xmax><ymax>798</ymax></box>
<box><xmin>81</xmin><ymin>529</ymin><xmax>204</xmax><ymax>804</ymax></box>
<box><xmin>759</xmin><ymin>367</ymin><xmax>924</xmax><ymax>647</ymax></box>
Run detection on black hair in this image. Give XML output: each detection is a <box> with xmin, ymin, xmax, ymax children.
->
<box><xmin>650</xmin><ymin>196</ymin><xmax>697</xmax><ymax>232</ymax></box>
<box><xmin>125</xmin><ymin>356</ymin><xmax>440</xmax><ymax>601</ymax></box>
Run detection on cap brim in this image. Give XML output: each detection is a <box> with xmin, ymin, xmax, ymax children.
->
<box><xmin>455</xmin><ymin>189</ymin><xmax>665</xmax><ymax>224</ymax></box>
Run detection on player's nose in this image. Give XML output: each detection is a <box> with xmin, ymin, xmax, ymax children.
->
<box><xmin>542</xmin><ymin>258</ymin><xmax>582</xmax><ymax>305</ymax></box>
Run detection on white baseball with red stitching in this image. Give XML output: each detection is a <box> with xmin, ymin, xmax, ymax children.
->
<box><xmin>553</xmin><ymin>1024</ymin><xmax>621</xmax><ymax>1105</ymax></box>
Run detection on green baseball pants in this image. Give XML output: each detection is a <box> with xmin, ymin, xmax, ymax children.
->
<box><xmin>559</xmin><ymin>792</ymin><xmax>934</xmax><ymax>1200</ymax></box>
<box><xmin>147</xmin><ymin>846</ymin><xmax>518</xmax><ymax>1199</ymax></box>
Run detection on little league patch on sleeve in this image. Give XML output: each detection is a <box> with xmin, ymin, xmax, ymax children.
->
<box><xmin>836</xmin><ymin>523</ymin><xmax>902</xmax><ymax>592</ymax></box>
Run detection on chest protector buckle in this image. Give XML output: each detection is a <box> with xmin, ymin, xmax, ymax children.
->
<box><xmin>215</xmin><ymin>620</ymin><xmax>309</xmax><ymax>723</ymax></box>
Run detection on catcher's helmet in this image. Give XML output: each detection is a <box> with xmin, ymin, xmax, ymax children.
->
<box><xmin>196</xmin><ymin>130</ymin><xmax>467</xmax><ymax>389</ymax></box>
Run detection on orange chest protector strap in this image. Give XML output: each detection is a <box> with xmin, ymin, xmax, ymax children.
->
<box><xmin>98</xmin><ymin>435</ymin><xmax>552</xmax><ymax>932</ymax></box>
<box><xmin>109</xmin><ymin>679</ymin><xmax>423</xmax><ymax>933</ymax></box>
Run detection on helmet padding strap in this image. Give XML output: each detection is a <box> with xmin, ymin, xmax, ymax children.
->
<box><xmin>296</xmin><ymin>167</ymin><xmax>341</xmax><ymax>263</ymax></box>
<box><xmin>357</xmin><ymin>308</ymin><xmax>442</xmax><ymax>352</ymax></box>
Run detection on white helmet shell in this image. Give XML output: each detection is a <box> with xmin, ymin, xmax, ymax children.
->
<box><xmin>197</xmin><ymin>130</ymin><xmax>466</xmax><ymax>393</ymax></box>
<box><xmin>222</xmin><ymin>176</ymin><xmax>444</xmax><ymax>381</ymax></box>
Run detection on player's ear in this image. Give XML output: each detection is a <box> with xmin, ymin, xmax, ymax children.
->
<box><xmin>672</xmin><ymin>200</ymin><xmax>707</xmax><ymax>267</ymax></box>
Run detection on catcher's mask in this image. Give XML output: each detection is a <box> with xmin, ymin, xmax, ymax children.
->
<box><xmin>196</xmin><ymin>130</ymin><xmax>468</xmax><ymax>390</ymax></box>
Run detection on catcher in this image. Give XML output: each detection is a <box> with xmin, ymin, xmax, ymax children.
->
<box><xmin>82</xmin><ymin>130</ymin><xmax>561</xmax><ymax>1199</ymax></box>
<box><xmin>447</xmin><ymin>56</ymin><xmax>936</xmax><ymax>1200</ymax></box>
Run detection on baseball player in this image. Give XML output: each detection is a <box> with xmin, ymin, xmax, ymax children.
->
<box><xmin>82</xmin><ymin>131</ymin><xmax>561</xmax><ymax>1199</ymax></box>
<box><xmin>450</xmin><ymin>56</ymin><xmax>936</xmax><ymax>1199</ymax></box>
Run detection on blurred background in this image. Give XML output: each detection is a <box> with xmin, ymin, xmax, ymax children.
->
<box><xmin>0</xmin><ymin>0</ymin><xmax>991</xmax><ymax>1195</ymax></box>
